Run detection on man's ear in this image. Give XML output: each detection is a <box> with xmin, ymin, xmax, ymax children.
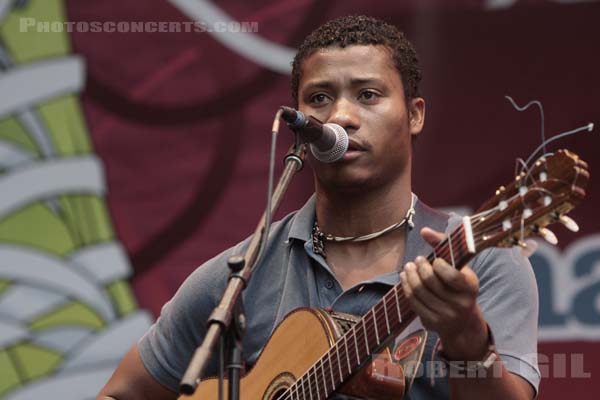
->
<box><xmin>409</xmin><ymin>97</ymin><xmax>425</xmax><ymax>136</ymax></box>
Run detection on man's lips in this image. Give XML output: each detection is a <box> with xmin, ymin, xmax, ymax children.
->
<box><xmin>339</xmin><ymin>139</ymin><xmax>367</xmax><ymax>161</ymax></box>
<box><xmin>347</xmin><ymin>139</ymin><xmax>367</xmax><ymax>152</ymax></box>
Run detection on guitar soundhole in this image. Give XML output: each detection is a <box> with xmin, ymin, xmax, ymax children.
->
<box><xmin>272</xmin><ymin>388</ymin><xmax>288</xmax><ymax>400</ymax></box>
<box><xmin>263</xmin><ymin>371</ymin><xmax>295</xmax><ymax>400</ymax></box>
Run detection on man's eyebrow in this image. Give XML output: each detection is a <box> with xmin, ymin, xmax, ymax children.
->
<box><xmin>301</xmin><ymin>80</ymin><xmax>334</xmax><ymax>91</ymax></box>
<box><xmin>349</xmin><ymin>77</ymin><xmax>387</xmax><ymax>86</ymax></box>
<box><xmin>302</xmin><ymin>77</ymin><xmax>387</xmax><ymax>92</ymax></box>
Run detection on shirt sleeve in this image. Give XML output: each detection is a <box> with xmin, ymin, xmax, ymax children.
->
<box><xmin>471</xmin><ymin>246</ymin><xmax>541</xmax><ymax>395</ymax></box>
<box><xmin>137</xmin><ymin>241</ymin><xmax>245</xmax><ymax>392</ymax></box>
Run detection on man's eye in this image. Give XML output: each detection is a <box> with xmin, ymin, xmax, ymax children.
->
<box><xmin>310</xmin><ymin>93</ymin><xmax>329</xmax><ymax>104</ymax></box>
<box><xmin>359</xmin><ymin>90</ymin><xmax>379</xmax><ymax>102</ymax></box>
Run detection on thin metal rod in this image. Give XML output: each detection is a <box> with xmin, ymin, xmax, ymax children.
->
<box><xmin>179</xmin><ymin>143</ymin><xmax>305</xmax><ymax>394</ymax></box>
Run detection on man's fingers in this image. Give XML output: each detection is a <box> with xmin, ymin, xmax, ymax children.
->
<box><xmin>400</xmin><ymin>268</ymin><xmax>440</xmax><ymax>328</ymax></box>
<box><xmin>414</xmin><ymin>257</ymin><xmax>453</xmax><ymax>296</ymax></box>
<box><xmin>404</xmin><ymin>261</ymin><xmax>449</xmax><ymax>312</ymax></box>
<box><xmin>432</xmin><ymin>259</ymin><xmax>479</xmax><ymax>293</ymax></box>
<box><xmin>420</xmin><ymin>227</ymin><xmax>446</xmax><ymax>248</ymax></box>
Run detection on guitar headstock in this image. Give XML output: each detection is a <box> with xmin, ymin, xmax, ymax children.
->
<box><xmin>470</xmin><ymin>149</ymin><xmax>589</xmax><ymax>251</ymax></box>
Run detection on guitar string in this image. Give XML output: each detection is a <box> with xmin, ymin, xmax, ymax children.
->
<box><xmin>283</xmin><ymin>286</ymin><xmax>459</xmax><ymax>399</ymax></box>
<box><xmin>282</xmin><ymin>234</ymin><xmax>453</xmax><ymax>397</ymax></box>
<box><xmin>286</xmin><ymin>222</ymin><xmax>536</xmax><ymax>397</ymax></box>
<box><xmin>280</xmin><ymin>281</ymin><xmax>411</xmax><ymax>399</ymax></box>
<box><xmin>288</xmin><ymin>184</ymin><xmax>507</xmax><ymax>396</ymax></box>
<box><xmin>318</xmin><ymin>179</ymin><xmax>566</xmax><ymax>396</ymax></box>
<box><xmin>280</xmin><ymin>295</ymin><xmax>406</xmax><ymax>400</ymax></box>
<box><xmin>281</xmin><ymin>219</ymin><xmax>488</xmax><ymax>399</ymax></box>
<box><xmin>280</xmin><ymin>201</ymin><xmax>556</xmax><ymax>399</ymax></box>
<box><xmin>282</xmin><ymin>122</ymin><xmax>552</xmax><ymax>395</ymax></box>
<box><xmin>282</xmin><ymin>292</ymin><xmax>422</xmax><ymax>400</ymax></box>
<box><xmin>280</xmin><ymin>167</ymin><xmax>575</xmax><ymax>398</ymax></box>
<box><xmin>280</xmin><ymin>231</ymin><xmax>468</xmax><ymax>400</ymax></box>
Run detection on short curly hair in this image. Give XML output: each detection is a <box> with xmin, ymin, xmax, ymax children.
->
<box><xmin>291</xmin><ymin>15</ymin><xmax>422</xmax><ymax>106</ymax></box>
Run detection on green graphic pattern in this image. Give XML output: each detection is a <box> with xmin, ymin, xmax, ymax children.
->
<box><xmin>0</xmin><ymin>1</ymin><xmax>150</xmax><ymax>397</ymax></box>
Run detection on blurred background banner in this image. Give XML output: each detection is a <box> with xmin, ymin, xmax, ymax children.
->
<box><xmin>0</xmin><ymin>0</ymin><xmax>598</xmax><ymax>398</ymax></box>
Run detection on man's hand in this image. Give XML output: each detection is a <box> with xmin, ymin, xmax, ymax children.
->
<box><xmin>399</xmin><ymin>227</ymin><xmax>535</xmax><ymax>399</ymax></box>
<box><xmin>399</xmin><ymin>227</ymin><xmax>489</xmax><ymax>361</ymax></box>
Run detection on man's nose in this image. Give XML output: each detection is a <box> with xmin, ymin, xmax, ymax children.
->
<box><xmin>327</xmin><ymin>97</ymin><xmax>360</xmax><ymax>133</ymax></box>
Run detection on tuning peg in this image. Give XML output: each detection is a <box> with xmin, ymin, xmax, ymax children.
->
<box><xmin>538</xmin><ymin>227</ymin><xmax>558</xmax><ymax>245</ymax></box>
<box><xmin>559</xmin><ymin>215</ymin><xmax>579</xmax><ymax>232</ymax></box>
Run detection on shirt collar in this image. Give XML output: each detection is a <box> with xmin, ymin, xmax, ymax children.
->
<box><xmin>287</xmin><ymin>194</ymin><xmax>317</xmax><ymax>242</ymax></box>
<box><xmin>287</xmin><ymin>193</ymin><xmax>450</xmax><ymax>286</ymax></box>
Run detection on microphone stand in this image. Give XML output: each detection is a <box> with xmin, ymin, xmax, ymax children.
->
<box><xmin>180</xmin><ymin>121</ymin><xmax>306</xmax><ymax>398</ymax></box>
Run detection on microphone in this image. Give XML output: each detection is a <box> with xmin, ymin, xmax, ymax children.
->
<box><xmin>280</xmin><ymin>106</ymin><xmax>348</xmax><ymax>163</ymax></box>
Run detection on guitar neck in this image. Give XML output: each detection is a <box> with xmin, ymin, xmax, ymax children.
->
<box><xmin>288</xmin><ymin>218</ymin><xmax>478</xmax><ymax>399</ymax></box>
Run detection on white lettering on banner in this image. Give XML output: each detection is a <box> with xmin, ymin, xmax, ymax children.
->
<box><xmin>532</xmin><ymin>234</ymin><xmax>600</xmax><ymax>341</ymax></box>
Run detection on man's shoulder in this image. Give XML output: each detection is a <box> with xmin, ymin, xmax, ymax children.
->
<box><xmin>186</xmin><ymin>207</ymin><xmax>304</xmax><ymax>281</ymax></box>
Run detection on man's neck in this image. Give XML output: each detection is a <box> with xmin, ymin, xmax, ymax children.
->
<box><xmin>314</xmin><ymin>176</ymin><xmax>413</xmax><ymax>238</ymax></box>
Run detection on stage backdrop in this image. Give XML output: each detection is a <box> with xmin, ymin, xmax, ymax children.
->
<box><xmin>0</xmin><ymin>0</ymin><xmax>598</xmax><ymax>399</ymax></box>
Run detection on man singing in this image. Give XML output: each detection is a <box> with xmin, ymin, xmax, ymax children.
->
<box><xmin>98</xmin><ymin>15</ymin><xmax>540</xmax><ymax>400</ymax></box>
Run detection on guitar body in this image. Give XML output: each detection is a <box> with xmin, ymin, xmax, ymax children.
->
<box><xmin>181</xmin><ymin>308</ymin><xmax>415</xmax><ymax>400</ymax></box>
<box><xmin>182</xmin><ymin>308</ymin><xmax>335</xmax><ymax>400</ymax></box>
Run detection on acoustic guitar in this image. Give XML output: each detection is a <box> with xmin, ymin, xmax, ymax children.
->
<box><xmin>181</xmin><ymin>149</ymin><xmax>589</xmax><ymax>400</ymax></box>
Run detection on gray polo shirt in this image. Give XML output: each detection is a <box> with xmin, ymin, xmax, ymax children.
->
<box><xmin>139</xmin><ymin>195</ymin><xmax>541</xmax><ymax>398</ymax></box>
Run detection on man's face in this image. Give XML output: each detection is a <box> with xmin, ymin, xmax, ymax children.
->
<box><xmin>298</xmin><ymin>45</ymin><xmax>424</xmax><ymax>192</ymax></box>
